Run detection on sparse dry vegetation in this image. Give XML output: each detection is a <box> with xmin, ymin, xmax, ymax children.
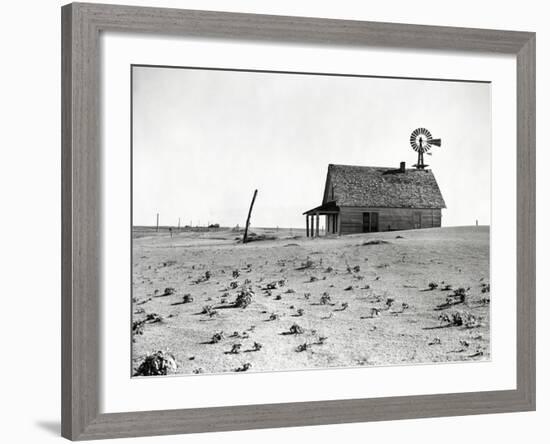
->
<box><xmin>132</xmin><ymin>226</ymin><xmax>490</xmax><ymax>375</ymax></box>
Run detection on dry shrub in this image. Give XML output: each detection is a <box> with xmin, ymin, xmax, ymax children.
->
<box><xmin>320</xmin><ymin>292</ymin><xmax>332</xmax><ymax>305</ymax></box>
<box><xmin>234</xmin><ymin>287</ymin><xmax>254</xmax><ymax>308</ymax></box>
<box><xmin>234</xmin><ymin>362</ymin><xmax>252</xmax><ymax>372</ymax></box>
<box><xmin>182</xmin><ymin>294</ymin><xmax>193</xmax><ymax>304</ymax></box>
<box><xmin>289</xmin><ymin>323</ymin><xmax>305</xmax><ymax>335</ymax></box>
<box><xmin>132</xmin><ymin>320</ymin><xmax>145</xmax><ymax>335</ymax></box>
<box><xmin>463</xmin><ymin>313</ymin><xmax>481</xmax><ymax>328</ymax></box>
<box><xmin>439</xmin><ymin>311</ymin><xmax>480</xmax><ymax>328</ymax></box>
<box><xmin>372</xmin><ymin>307</ymin><xmax>382</xmax><ymax>317</ymax></box>
<box><xmin>163</xmin><ymin>287</ymin><xmax>176</xmax><ymax>296</ymax></box>
<box><xmin>229</xmin><ymin>343</ymin><xmax>242</xmax><ymax>354</ymax></box>
<box><xmin>201</xmin><ymin>305</ymin><xmax>217</xmax><ymax>317</ymax></box>
<box><xmin>453</xmin><ymin>287</ymin><xmax>468</xmax><ymax>297</ymax></box>
<box><xmin>295</xmin><ymin>342</ymin><xmax>310</xmax><ymax>353</ymax></box>
<box><xmin>443</xmin><ymin>288</ymin><xmax>468</xmax><ymax>306</ymax></box>
<box><xmin>145</xmin><ymin>313</ymin><xmax>163</xmax><ymax>323</ymax></box>
<box><xmin>134</xmin><ymin>350</ymin><xmax>177</xmax><ymax>376</ymax></box>
<box><xmin>210</xmin><ymin>331</ymin><xmax>224</xmax><ymax>343</ymax></box>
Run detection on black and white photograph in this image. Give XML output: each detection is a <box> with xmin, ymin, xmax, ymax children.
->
<box><xmin>131</xmin><ymin>65</ymin><xmax>491</xmax><ymax>377</ymax></box>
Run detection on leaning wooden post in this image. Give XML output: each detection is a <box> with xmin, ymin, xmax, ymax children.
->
<box><xmin>243</xmin><ymin>189</ymin><xmax>258</xmax><ymax>244</ymax></box>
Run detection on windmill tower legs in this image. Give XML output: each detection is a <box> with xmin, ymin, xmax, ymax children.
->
<box><xmin>416</xmin><ymin>150</ymin><xmax>425</xmax><ymax>169</ymax></box>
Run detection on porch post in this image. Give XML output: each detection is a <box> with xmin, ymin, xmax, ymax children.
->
<box><xmin>306</xmin><ymin>215</ymin><xmax>310</xmax><ymax>238</ymax></box>
<box><xmin>315</xmin><ymin>212</ymin><xmax>320</xmax><ymax>237</ymax></box>
<box><xmin>337</xmin><ymin>212</ymin><xmax>342</xmax><ymax>235</ymax></box>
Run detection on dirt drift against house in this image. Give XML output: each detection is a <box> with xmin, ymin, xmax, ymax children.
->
<box><xmin>131</xmin><ymin>226</ymin><xmax>490</xmax><ymax>376</ymax></box>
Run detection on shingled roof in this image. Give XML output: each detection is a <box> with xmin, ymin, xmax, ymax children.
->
<box><xmin>322</xmin><ymin>164</ymin><xmax>446</xmax><ymax>209</ymax></box>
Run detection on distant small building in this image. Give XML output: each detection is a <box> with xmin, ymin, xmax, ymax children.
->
<box><xmin>303</xmin><ymin>162</ymin><xmax>446</xmax><ymax>236</ymax></box>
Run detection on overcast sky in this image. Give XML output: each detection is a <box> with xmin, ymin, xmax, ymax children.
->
<box><xmin>132</xmin><ymin>66</ymin><xmax>491</xmax><ymax>229</ymax></box>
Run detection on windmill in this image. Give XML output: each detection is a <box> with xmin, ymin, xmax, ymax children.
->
<box><xmin>409</xmin><ymin>128</ymin><xmax>442</xmax><ymax>169</ymax></box>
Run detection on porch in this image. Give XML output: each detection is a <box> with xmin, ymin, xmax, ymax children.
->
<box><xmin>302</xmin><ymin>201</ymin><xmax>340</xmax><ymax>238</ymax></box>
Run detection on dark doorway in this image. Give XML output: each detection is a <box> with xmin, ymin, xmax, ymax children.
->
<box><xmin>413</xmin><ymin>212</ymin><xmax>422</xmax><ymax>229</ymax></box>
<box><xmin>362</xmin><ymin>212</ymin><xmax>379</xmax><ymax>233</ymax></box>
<box><xmin>371</xmin><ymin>212</ymin><xmax>379</xmax><ymax>232</ymax></box>
<box><xmin>363</xmin><ymin>212</ymin><xmax>370</xmax><ymax>233</ymax></box>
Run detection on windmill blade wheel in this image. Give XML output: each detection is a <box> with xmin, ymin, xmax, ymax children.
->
<box><xmin>409</xmin><ymin>128</ymin><xmax>441</xmax><ymax>169</ymax></box>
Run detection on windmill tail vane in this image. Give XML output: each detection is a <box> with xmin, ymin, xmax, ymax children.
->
<box><xmin>409</xmin><ymin>128</ymin><xmax>442</xmax><ymax>169</ymax></box>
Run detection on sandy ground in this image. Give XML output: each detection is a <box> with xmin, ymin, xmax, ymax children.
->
<box><xmin>132</xmin><ymin>226</ymin><xmax>490</xmax><ymax>376</ymax></box>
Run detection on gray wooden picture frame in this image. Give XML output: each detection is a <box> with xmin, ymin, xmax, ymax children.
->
<box><xmin>61</xmin><ymin>2</ymin><xmax>536</xmax><ymax>440</ymax></box>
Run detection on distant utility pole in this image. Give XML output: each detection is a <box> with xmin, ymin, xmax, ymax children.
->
<box><xmin>178</xmin><ymin>218</ymin><xmax>181</xmax><ymax>232</ymax></box>
<box><xmin>243</xmin><ymin>189</ymin><xmax>258</xmax><ymax>244</ymax></box>
<box><xmin>156</xmin><ymin>213</ymin><xmax>159</xmax><ymax>232</ymax></box>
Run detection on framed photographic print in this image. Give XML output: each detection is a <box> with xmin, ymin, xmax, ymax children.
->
<box><xmin>61</xmin><ymin>2</ymin><xmax>536</xmax><ymax>440</ymax></box>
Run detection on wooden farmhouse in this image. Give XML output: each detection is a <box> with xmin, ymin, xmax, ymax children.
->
<box><xmin>304</xmin><ymin>162</ymin><xmax>446</xmax><ymax>236</ymax></box>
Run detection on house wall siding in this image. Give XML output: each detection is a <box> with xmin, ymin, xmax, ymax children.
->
<box><xmin>339</xmin><ymin>207</ymin><xmax>441</xmax><ymax>234</ymax></box>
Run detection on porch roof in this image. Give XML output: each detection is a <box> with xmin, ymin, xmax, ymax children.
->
<box><xmin>303</xmin><ymin>201</ymin><xmax>340</xmax><ymax>215</ymax></box>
